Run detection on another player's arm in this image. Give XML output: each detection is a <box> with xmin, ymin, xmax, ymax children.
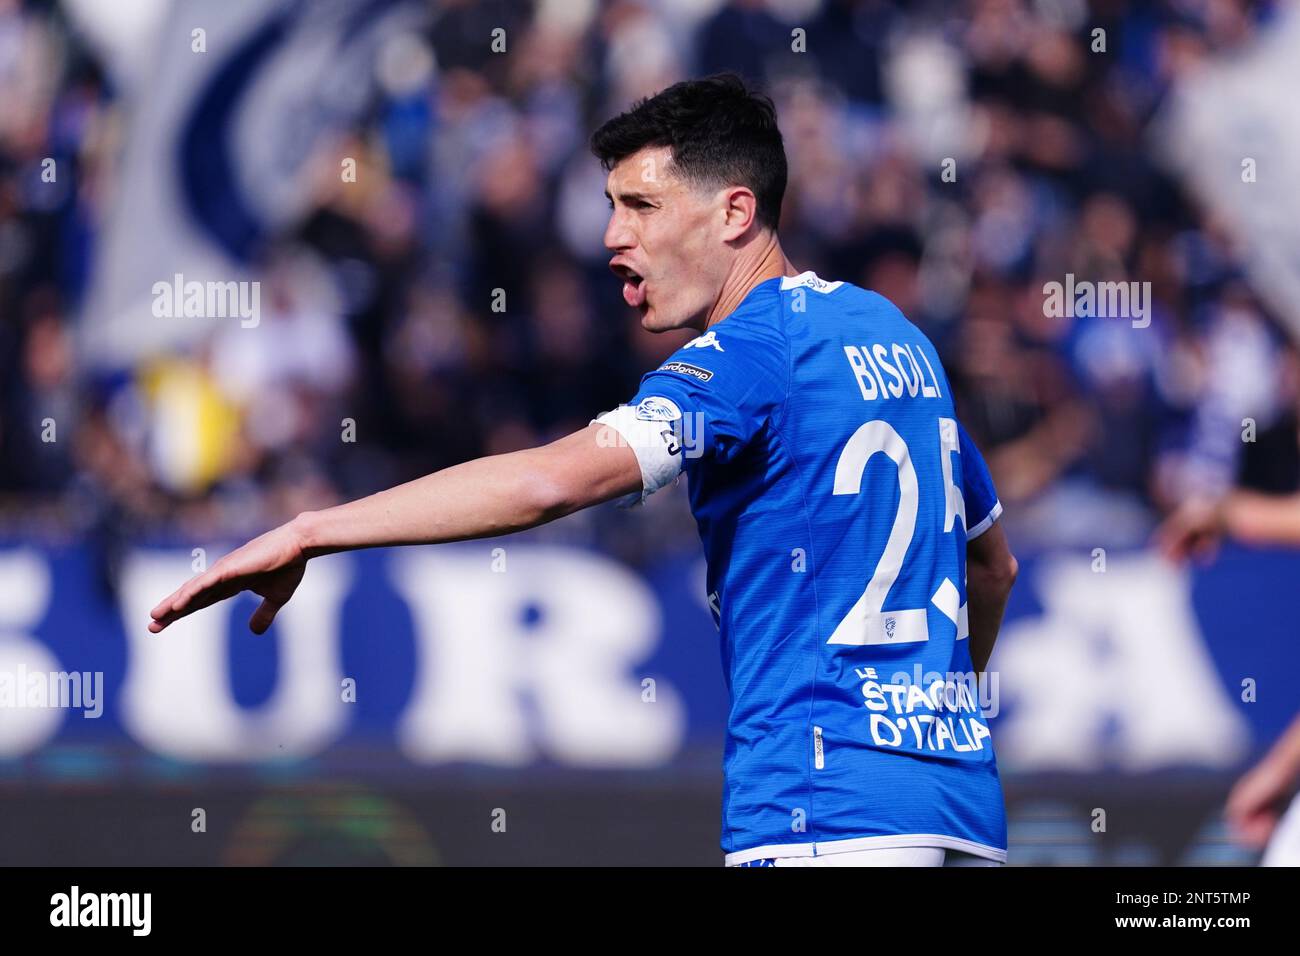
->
<box><xmin>1227</xmin><ymin>710</ymin><xmax>1300</xmax><ymax>847</ymax></box>
<box><xmin>1157</xmin><ymin>489</ymin><xmax>1300</xmax><ymax>561</ymax></box>
<box><xmin>965</xmin><ymin>521</ymin><xmax>1017</xmax><ymax>676</ymax></box>
<box><xmin>148</xmin><ymin>423</ymin><xmax>642</xmax><ymax>633</ymax></box>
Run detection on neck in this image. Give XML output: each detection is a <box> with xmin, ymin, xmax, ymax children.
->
<box><xmin>704</xmin><ymin>233</ymin><xmax>795</xmax><ymax>330</ymax></box>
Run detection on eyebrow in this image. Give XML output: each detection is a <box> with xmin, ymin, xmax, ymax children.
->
<box><xmin>604</xmin><ymin>189</ymin><xmax>658</xmax><ymax>204</ymax></box>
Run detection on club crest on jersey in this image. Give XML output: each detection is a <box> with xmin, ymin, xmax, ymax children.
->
<box><xmin>683</xmin><ymin>331</ymin><xmax>724</xmax><ymax>352</ymax></box>
<box><xmin>634</xmin><ymin>396</ymin><xmax>683</xmax><ymax>422</ymax></box>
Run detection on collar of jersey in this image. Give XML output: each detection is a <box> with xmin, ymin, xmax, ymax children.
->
<box><xmin>778</xmin><ymin>270</ymin><xmax>844</xmax><ymax>292</ymax></box>
<box><xmin>710</xmin><ymin>271</ymin><xmax>839</xmax><ymax>331</ymax></box>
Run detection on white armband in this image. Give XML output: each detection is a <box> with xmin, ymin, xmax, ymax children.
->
<box><xmin>591</xmin><ymin>397</ymin><xmax>686</xmax><ymax>504</ymax></box>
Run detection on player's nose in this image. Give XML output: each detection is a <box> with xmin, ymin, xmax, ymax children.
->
<box><xmin>603</xmin><ymin>209</ymin><xmax>634</xmax><ymax>252</ymax></box>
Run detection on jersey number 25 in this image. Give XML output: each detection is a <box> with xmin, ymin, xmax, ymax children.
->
<box><xmin>827</xmin><ymin>417</ymin><xmax>969</xmax><ymax>647</ymax></box>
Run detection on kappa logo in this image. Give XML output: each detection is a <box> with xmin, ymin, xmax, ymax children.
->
<box><xmin>634</xmin><ymin>396</ymin><xmax>682</xmax><ymax>422</ymax></box>
<box><xmin>658</xmin><ymin>361</ymin><xmax>714</xmax><ymax>382</ymax></box>
<box><xmin>683</xmin><ymin>331</ymin><xmax>724</xmax><ymax>352</ymax></box>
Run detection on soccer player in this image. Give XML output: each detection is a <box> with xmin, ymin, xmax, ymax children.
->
<box><xmin>149</xmin><ymin>73</ymin><xmax>1019</xmax><ymax>867</ymax></box>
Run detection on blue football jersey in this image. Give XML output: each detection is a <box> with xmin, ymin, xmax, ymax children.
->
<box><xmin>594</xmin><ymin>271</ymin><xmax>1006</xmax><ymax>864</ymax></box>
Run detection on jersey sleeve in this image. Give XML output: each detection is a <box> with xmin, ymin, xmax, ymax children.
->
<box><xmin>959</xmin><ymin>419</ymin><xmax>1002</xmax><ymax>539</ymax></box>
<box><xmin>591</xmin><ymin>322</ymin><xmax>788</xmax><ymax>503</ymax></box>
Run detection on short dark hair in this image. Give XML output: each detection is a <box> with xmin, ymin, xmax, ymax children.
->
<box><xmin>590</xmin><ymin>73</ymin><xmax>788</xmax><ymax>231</ymax></box>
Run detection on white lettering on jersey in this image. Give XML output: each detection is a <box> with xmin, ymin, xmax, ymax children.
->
<box><xmin>844</xmin><ymin>344</ymin><xmax>942</xmax><ymax>401</ymax></box>
<box><xmin>827</xmin><ymin>419</ymin><xmax>970</xmax><ymax>647</ymax></box>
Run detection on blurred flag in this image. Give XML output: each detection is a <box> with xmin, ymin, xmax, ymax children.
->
<box><xmin>72</xmin><ymin>0</ymin><xmax>425</xmax><ymax>370</ymax></box>
<box><xmin>1156</xmin><ymin>6</ymin><xmax>1300</xmax><ymax>344</ymax></box>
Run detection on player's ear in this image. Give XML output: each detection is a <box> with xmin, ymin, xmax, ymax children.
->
<box><xmin>719</xmin><ymin>186</ymin><xmax>758</xmax><ymax>241</ymax></box>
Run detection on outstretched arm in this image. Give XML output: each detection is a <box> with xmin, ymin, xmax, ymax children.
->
<box><xmin>149</xmin><ymin>423</ymin><xmax>642</xmax><ymax>634</ymax></box>
<box><xmin>1157</xmin><ymin>490</ymin><xmax>1300</xmax><ymax>562</ymax></box>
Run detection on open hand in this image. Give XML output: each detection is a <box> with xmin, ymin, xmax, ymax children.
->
<box><xmin>149</xmin><ymin>520</ymin><xmax>309</xmax><ymax>634</ymax></box>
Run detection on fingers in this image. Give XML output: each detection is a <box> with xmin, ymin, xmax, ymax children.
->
<box><xmin>248</xmin><ymin>597</ymin><xmax>283</xmax><ymax>635</ymax></box>
<box><xmin>1152</xmin><ymin>510</ymin><xmax>1186</xmax><ymax>557</ymax></box>
<box><xmin>149</xmin><ymin>587</ymin><xmax>188</xmax><ymax>623</ymax></box>
<box><xmin>1192</xmin><ymin>536</ymin><xmax>1220</xmax><ymax>566</ymax></box>
<box><xmin>147</xmin><ymin>534</ymin><xmax>302</xmax><ymax>634</ymax></box>
<box><xmin>1154</xmin><ymin>512</ymin><xmax>1219</xmax><ymax>564</ymax></box>
<box><xmin>1229</xmin><ymin>811</ymin><xmax>1277</xmax><ymax>849</ymax></box>
<box><xmin>150</xmin><ymin>566</ymin><xmax>222</xmax><ymax>621</ymax></box>
<box><xmin>148</xmin><ymin>565</ymin><xmax>242</xmax><ymax>632</ymax></box>
<box><xmin>1226</xmin><ymin>783</ymin><xmax>1266</xmax><ymax>821</ymax></box>
<box><xmin>149</xmin><ymin>580</ymin><xmax>276</xmax><ymax>634</ymax></box>
<box><xmin>1153</xmin><ymin>523</ymin><xmax>1192</xmax><ymax>562</ymax></box>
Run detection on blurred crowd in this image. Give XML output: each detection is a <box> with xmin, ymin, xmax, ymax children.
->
<box><xmin>1</xmin><ymin>0</ymin><xmax>1297</xmax><ymax>559</ymax></box>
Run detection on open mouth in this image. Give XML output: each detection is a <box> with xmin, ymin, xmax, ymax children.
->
<box><xmin>611</xmin><ymin>263</ymin><xmax>648</xmax><ymax>309</ymax></box>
